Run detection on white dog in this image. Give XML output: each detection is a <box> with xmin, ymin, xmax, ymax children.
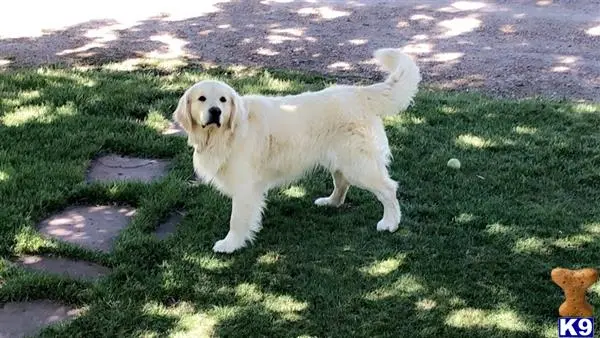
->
<box><xmin>173</xmin><ymin>48</ymin><xmax>421</xmax><ymax>253</ymax></box>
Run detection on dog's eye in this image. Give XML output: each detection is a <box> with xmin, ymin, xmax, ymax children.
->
<box><xmin>199</xmin><ymin>96</ymin><xmax>206</xmax><ymax>102</ymax></box>
<box><xmin>220</xmin><ymin>97</ymin><xmax>227</xmax><ymax>103</ymax></box>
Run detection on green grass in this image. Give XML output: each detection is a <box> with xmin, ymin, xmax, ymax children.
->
<box><xmin>1</xmin><ymin>63</ymin><xmax>600</xmax><ymax>338</ymax></box>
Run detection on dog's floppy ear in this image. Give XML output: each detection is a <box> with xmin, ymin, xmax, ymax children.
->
<box><xmin>227</xmin><ymin>90</ymin><xmax>247</xmax><ymax>134</ymax></box>
<box><xmin>172</xmin><ymin>88</ymin><xmax>195</xmax><ymax>132</ymax></box>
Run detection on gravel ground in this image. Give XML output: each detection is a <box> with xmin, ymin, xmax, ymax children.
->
<box><xmin>1</xmin><ymin>0</ymin><xmax>599</xmax><ymax>101</ymax></box>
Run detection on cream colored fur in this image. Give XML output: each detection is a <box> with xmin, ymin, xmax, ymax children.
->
<box><xmin>173</xmin><ymin>48</ymin><xmax>421</xmax><ymax>253</ymax></box>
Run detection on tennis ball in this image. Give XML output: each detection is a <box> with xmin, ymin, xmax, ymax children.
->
<box><xmin>447</xmin><ymin>158</ymin><xmax>461</xmax><ymax>169</ymax></box>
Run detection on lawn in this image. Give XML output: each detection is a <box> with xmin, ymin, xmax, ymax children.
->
<box><xmin>1</xmin><ymin>62</ymin><xmax>600</xmax><ymax>337</ymax></box>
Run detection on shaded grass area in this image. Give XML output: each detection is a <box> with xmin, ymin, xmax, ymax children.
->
<box><xmin>1</xmin><ymin>63</ymin><xmax>600</xmax><ymax>337</ymax></box>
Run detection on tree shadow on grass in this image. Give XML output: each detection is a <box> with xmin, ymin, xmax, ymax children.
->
<box><xmin>242</xmin><ymin>92</ymin><xmax>600</xmax><ymax>337</ymax></box>
<box><xmin>0</xmin><ymin>65</ymin><xmax>330</xmax><ymax>123</ymax></box>
<box><xmin>92</xmin><ymin>92</ymin><xmax>599</xmax><ymax>337</ymax></box>
<box><xmin>1</xmin><ymin>65</ymin><xmax>599</xmax><ymax>337</ymax></box>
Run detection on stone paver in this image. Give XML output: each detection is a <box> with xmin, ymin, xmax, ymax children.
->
<box><xmin>0</xmin><ymin>301</ymin><xmax>82</xmax><ymax>338</ymax></box>
<box><xmin>15</xmin><ymin>255</ymin><xmax>110</xmax><ymax>280</ymax></box>
<box><xmin>38</xmin><ymin>205</ymin><xmax>136</xmax><ymax>253</ymax></box>
<box><xmin>155</xmin><ymin>211</ymin><xmax>185</xmax><ymax>240</ymax></box>
<box><xmin>86</xmin><ymin>155</ymin><xmax>170</xmax><ymax>183</ymax></box>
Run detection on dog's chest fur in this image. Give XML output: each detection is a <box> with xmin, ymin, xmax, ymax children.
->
<box><xmin>190</xmin><ymin>129</ymin><xmax>236</xmax><ymax>195</ymax></box>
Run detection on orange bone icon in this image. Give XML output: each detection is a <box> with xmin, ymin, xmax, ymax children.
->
<box><xmin>551</xmin><ymin>267</ymin><xmax>598</xmax><ymax>317</ymax></box>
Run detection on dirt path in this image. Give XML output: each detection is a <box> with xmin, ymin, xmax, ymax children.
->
<box><xmin>1</xmin><ymin>0</ymin><xmax>599</xmax><ymax>101</ymax></box>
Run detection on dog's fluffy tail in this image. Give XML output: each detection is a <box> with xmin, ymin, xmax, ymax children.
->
<box><xmin>373</xmin><ymin>48</ymin><xmax>421</xmax><ymax>115</ymax></box>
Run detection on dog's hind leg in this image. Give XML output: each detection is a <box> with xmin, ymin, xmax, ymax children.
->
<box><xmin>342</xmin><ymin>163</ymin><xmax>401</xmax><ymax>232</ymax></box>
<box><xmin>314</xmin><ymin>170</ymin><xmax>350</xmax><ymax>207</ymax></box>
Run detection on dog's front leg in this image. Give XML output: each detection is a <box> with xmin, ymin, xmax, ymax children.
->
<box><xmin>213</xmin><ymin>189</ymin><xmax>266</xmax><ymax>253</ymax></box>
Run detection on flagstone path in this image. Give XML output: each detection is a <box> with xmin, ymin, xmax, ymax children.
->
<box><xmin>2</xmin><ymin>148</ymin><xmax>185</xmax><ymax>337</ymax></box>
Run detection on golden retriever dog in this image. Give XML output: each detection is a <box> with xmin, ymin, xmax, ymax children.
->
<box><xmin>173</xmin><ymin>48</ymin><xmax>421</xmax><ymax>253</ymax></box>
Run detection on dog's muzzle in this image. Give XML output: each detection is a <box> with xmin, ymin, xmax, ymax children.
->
<box><xmin>203</xmin><ymin>107</ymin><xmax>222</xmax><ymax>128</ymax></box>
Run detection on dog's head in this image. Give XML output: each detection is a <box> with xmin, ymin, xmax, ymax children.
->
<box><xmin>173</xmin><ymin>80</ymin><xmax>246</xmax><ymax>137</ymax></box>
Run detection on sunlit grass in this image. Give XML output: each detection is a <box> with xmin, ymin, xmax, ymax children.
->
<box><xmin>35</xmin><ymin>68</ymin><xmax>97</xmax><ymax>87</ymax></box>
<box><xmin>256</xmin><ymin>251</ymin><xmax>281</xmax><ymax>265</ymax></box>
<box><xmin>455</xmin><ymin>133</ymin><xmax>517</xmax><ymax>149</ymax></box>
<box><xmin>280</xmin><ymin>185</ymin><xmax>307</xmax><ymax>198</ymax></box>
<box><xmin>553</xmin><ymin>234</ymin><xmax>596</xmax><ymax>249</ymax></box>
<box><xmin>142</xmin><ymin>301</ymin><xmax>218</xmax><ymax>337</ymax></box>
<box><xmin>484</xmin><ymin>223</ymin><xmax>513</xmax><ymax>235</ymax></box>
<box><xmin>454</xmin><ymin>213</ymin><xmax>476</xmax><ymax>224</ymax></box>
<box><xmin>541</xmin><ymin>323</ymin><xmax>560</xmax><ymax>338</ymax></box>
<box><xmin>513</xmin><ymin>125</ymin><xmax>537</xmax><ymax>135</ymax></box>
<box><xmin>440</xmin><ymin>105</ymin><xmax>458</xmax><ymax>114</ymax></box>
<box><xmin>172</xmin><ymin>312</ymin><xmax>218</xmax><ymax>338</ymax></box>
<box><xmin>258</xmin><ymin>73</ymin><xmax>294</xmax><ymax>92</ymax></box>
<box><xmin>571</xmin><ymin>103</ymin><xmax>598</xmax><ymax>114</ymax></box>
<box><xmin>455</xmin><ymin>134</ymin><xmax>490</xmax><ymax>149</ymax></box>
<box><xmin>235</xmin><ymin>283</ymin><xmax>265</xmax><ymax>303</ymax></box>
<box><xmin>234</xmin><ymin>283</ymin><xmax>307</xmax><ymax>321</ymax></box>
<box><xmin>415</xmin><ymin>298</ymin><xmax>437</xmax><ymax>311</ymax></box>
<box><xmin>12</xmin><ymin>227</ymin><xmax>57</xmax><ymax>254</ymax></box>
<box><xmin>1</xmin><ymin>89</ymin><xmax>41</xmax><ymax>107</ymax></box>
<box><xmin>364</xmin><ymin>274</ymin><xmax>425</xmax><ymax>300</ymax></box>
<box><xmin>582</xmin><ymin>222</ymin><xmax>600</xmax><ymax>234</ymax></box>
<box><xmin>445</xmin><ymin>308</ymin><xmax>529</xmax><ymax>332</ymax></box>
<box><xmin>513</xmin><ymin>236</ymin><xmax>550</xmax><ymax>255</ymax></box>
<box><xmin>262</xmin><ymin>294</ymin><xmax>308</xmax><ymax>321</ymax></box>
<box><xmin>182</xmin><ymin>253</ymin><xmax>232</xmax><ymax>272</ymax></box>
<box><xmin>385</xmin><ymin>113</ymin><xmax>426</xmax><ymax>126</ymax></box>
<box><xmin>360</xmin><ymin>255</ymin><xmax>405</xmax><ymax>277</ymax></box>
<box><xmin>144</xmin><ymin>110</ymin><xmax>171</xmax><ymax>132</ymax></box>
<box><xmin>1</xmin><ymin>104</ymin><xmax>77</xmax><ymax>126</ymax></box>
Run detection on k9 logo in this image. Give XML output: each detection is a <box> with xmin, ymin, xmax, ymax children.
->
<box><xmin>558</xmin><ymin>317</ymin><xmax>594</xmax><ymax>338</ymax></box>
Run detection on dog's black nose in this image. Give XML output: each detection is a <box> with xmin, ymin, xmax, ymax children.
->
<box><xmin>208</xmin><ymin>107</ymin><xmax>221</xmax><ymax>117</ymax></box>
<box><xmin>206</xmin><ymin>107</ymin><xmax>222</xmax><ymax>127</ymax></box>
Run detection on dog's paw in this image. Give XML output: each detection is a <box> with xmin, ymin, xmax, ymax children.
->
<box><xmin>213</xmin><ymin>239</ymin><xmax>241</xmax><ymax>253</ymax></box>
<box><xmin>213</xmin><ymin>233</ymin><xmax>246</xmax><ymax>253</ymax></box>
<box><xmin>377</xmin><ymin>219</ymin><xmax>399</xmax><ymax>233</ymax></box>
<box><xmin>314</xmin><ymin>197</ymin><xmax>341</xmax><ymax>207</ymax></box>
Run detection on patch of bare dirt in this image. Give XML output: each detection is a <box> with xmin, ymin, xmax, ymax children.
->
<box><xmin>1</xmin><ymin>0</ymin><xmax>599</xmax><ymax>100</ymax></box>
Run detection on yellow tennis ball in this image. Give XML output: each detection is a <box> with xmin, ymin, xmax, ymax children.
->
<box><xmin>447</xmin><ymin>158</ymin><xmax>461</xmax><ymax>169</ymax></box>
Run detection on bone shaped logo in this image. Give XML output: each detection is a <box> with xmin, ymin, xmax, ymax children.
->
<box><xmin>551</xmin><ymin>267</ymin><xmax>598</xmax><ymax>317</ymax></box>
